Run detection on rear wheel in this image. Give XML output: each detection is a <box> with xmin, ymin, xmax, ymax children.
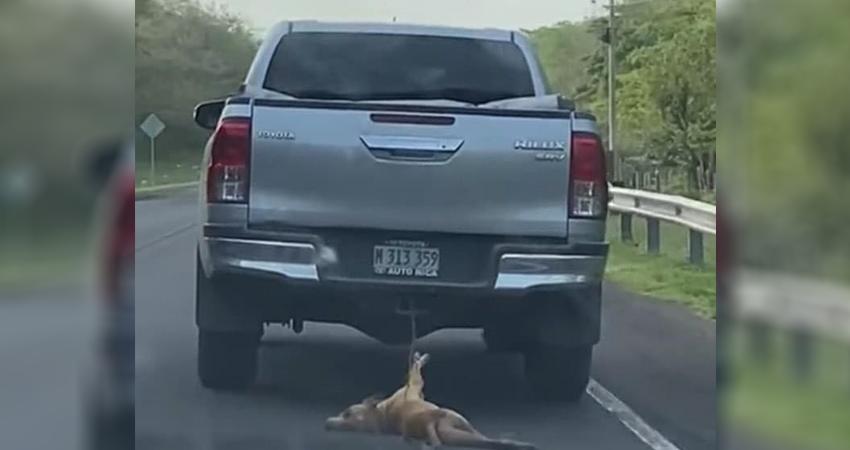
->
<box><xmin>524</xmin><ymin>344</ymin><xmax>592</xmax><ymax>403</ymax></box>
<box><xmin>197</xmin><ymin>330</ymin><xmax>259</xmax><ymax>391</ymax></box>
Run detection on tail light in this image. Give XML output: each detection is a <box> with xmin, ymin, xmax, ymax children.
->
<box><xmin>106</xmin><ymin>174</ymin><xmax>135</xmax><ymax>300</ymax></box>
<box><xmin>569</xmin><ymin>132</ymin><xmax>608</xmax><ymax>219</ymax></box>
<box><xmin>207</xmin><ymin>117</ymin><xmax>250</xmax><ymax>203</ymax></box>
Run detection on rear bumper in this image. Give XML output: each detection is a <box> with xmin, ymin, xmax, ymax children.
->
<box><xmin>199</xmin><ymin>227</ymin><xmax>607</xmax><ymax>293</ymax></box>
<box><xmin>494</xmin><ymin>253</ymin><xmax>606</xmax><ymax>290</ymax></box>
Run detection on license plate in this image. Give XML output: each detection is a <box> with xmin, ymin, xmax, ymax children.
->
<box><xmin>373</xmin><ymin>245</ymin><xmax>440</xmax><ymax>278</ymax></box>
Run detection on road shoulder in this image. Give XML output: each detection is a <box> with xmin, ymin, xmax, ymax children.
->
<box><xmin>594</xmin><ymin>283</ymin><xmax>717</xmax><ymax>450</ymax></box>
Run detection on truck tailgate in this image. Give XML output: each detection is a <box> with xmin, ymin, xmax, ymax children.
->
<box><xmin>248</xmin><ymin>100</ymin><xmax>571</xmax><ymax>238</ymax></box>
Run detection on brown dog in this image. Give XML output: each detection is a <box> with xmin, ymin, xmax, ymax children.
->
<box><xmin>325</xmin><ymin>353</ymin><xmax>537</xmax><ymax>449</ymax></box>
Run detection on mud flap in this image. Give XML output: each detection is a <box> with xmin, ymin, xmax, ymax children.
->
<box><xmin>195</xmin><ymin>251</ymin><xmax>263</xmax><ymax>333</ymax></box>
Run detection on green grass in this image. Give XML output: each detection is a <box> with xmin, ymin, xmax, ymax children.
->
<box><xmin>698</xmin><ymin>191</ymin><xmax>716</xmax><ymax>204</ymax></box>
<box><xmin>728</xmin><ymin>368</ymin><xmax>850</xmax><ymax>450</ymax></box>
<box><xmin>726</xmin><ymin>329</ymin><xmax>850</xmax><ymax>450</ymax></box>
<box><xmin>134</xmin><ymin>181</ymin><xmax>198</xmax><ymax>200</ymax></box>
<box><xmin>0</xmin><ymin>233</ymin><xmax>88</xmax><ymax>290</ymax></box>
<box><xmin>134</xmin><ymin>156</ymin><xmax>199</xmax><ymax>198</ymax></box>
<box><xmin>605</xmin><ymin>213</ymin><xmax>717</xmax><ymax>318</ymax></box>
<box><xmin>135</xmin><ymin>159</ymin><xmax>200</xmax><ymax>188</ymax></box>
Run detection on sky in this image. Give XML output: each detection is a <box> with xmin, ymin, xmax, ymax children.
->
<box><xmin>201</xmin><ymin>0</ymin><xmax>605</xmax><ymax>33</ymax></box>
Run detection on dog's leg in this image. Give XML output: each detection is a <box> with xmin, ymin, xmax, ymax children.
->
<box><xmin>404</xmin><ymin>353</ymin><xmax>429</xmax><ymax>400</ymax></box>
<box><xmin>384</xmin><ymin>353</ymin><xmax>429</xmax><ymax>410</ymax></box>
<box><xmin>434</xmin><ymin>418</ymin><xmax>538</xmax><ymax>450</ymax></box>
<box><xmin>382</xmin><ymin>354</ymin><xmax>428</xmax><ymax>414</ymax></box>
<box><xmin>425</xmin><ymin>421</ymin><xmax>443</xmax><ymax>448</ymax></box>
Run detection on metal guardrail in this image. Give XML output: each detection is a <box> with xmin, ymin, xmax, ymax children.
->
<box><xmin>609</xmin><ymin>187</ymin><xmax>716</xmax><ymax>265</ymax></box>
<box><xmin>732</xmin><ymin>271</ymin><xmax>850</xmax><ymax>386</ymax></box>
<box><xmin>608</xmin><ymin>187</ymin><xmax>849</xmax><ymax>388</ymax></box>
<box><xmin>736</xmin><ymin>271</ymin><xmax>850</xmax><ymax>344</ymax></box>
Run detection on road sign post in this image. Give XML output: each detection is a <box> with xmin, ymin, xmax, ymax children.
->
<box><xmin>149</xmin><ymin>136</ymin><xmax>156</xmax><ymax>185</ymax></box>
<box><xmin>139</xmin><ymin>113</ymin><xmax>166</xmax><ymax>185</ymax></box>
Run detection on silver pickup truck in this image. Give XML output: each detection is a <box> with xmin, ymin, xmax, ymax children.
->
<box><xmin>193</xmin><ymin>21</ymin><xmax>609</xmax><ymax>402</ymax></box>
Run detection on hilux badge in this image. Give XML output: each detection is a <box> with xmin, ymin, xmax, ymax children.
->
<box><xmin>514</xmin><ymin>140</ymin><xmax>566</xmax><ymax>151</ymax></box>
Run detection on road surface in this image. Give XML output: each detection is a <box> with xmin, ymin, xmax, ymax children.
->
<box><xmin>136</xmin><ymin>192</ymin><xmax>716</xmax><ymax>450</ymax></box>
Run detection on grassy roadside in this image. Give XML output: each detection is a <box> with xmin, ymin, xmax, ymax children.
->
<box><xmin>727</xmin><ymin>367</ymin><xmax>850</xmax><ymax>450</ymax></box>
<box><xmin>0</xmin><ymin>233</ymin><xmax>89</xmax><ymax>292</ymax></box>
<box><xmin>605</xmin><ymin>213</ymin><xmax>717</xmax><ymax>318</ymax></box>
<box><xmin>136</xmin><ymin>159</ymin><xmax>200</xmax><ymax>188</ymax></box>
<box><xmin>135</xmin><ymin>158</ymin><xmax>199</xmax><ymax>199</ymax></box>
<box><xmin>135</xmin><ymin>181</ymin><xmax>198</xmax><ymax>200</ymax></box>
<box><xmin>726</xmin><ymin>330</ymin><xmax>850</xmax><ymax>450</ymax></box>
<box><xmin>603</xmin><ymin>213</ymin><xmax>850</xmax><ymax>449</ymax></box>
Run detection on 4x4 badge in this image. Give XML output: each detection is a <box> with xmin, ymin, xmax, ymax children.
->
<box><xmin>535</xmin><ymin>153</ymin><xmax>566</xmax><ymax>162</ymax></box>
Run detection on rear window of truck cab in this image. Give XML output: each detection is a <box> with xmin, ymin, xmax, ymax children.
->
<box><xmin>264</xmin><ymin>32</ymin><xmax>535</xmax><ymax>105</ymax></box>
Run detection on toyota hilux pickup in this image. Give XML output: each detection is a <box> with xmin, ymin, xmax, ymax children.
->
<box><xmin>193</xmin><ymin>21</ymin><xmax>609</xmax><ymax>401</ymax></box>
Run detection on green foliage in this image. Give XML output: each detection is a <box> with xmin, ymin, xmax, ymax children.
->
<box><xmin>529</xmin><ymin>0</ymin><xmax>716</xmax><ymax>190</ymax></box>
<box><xmin>639</xmin><ymin>0</ymin><xmax>716</xmax><ymax>166</ymax></box>
<box><xmin>0</xmin><ymin>1</ymin><xmax>132</xmax><ymax>286</ymax></box>
<box><xmin>727</xmin><ymin>327</ymin><xmax>850</xmax><ymax>450</ymax></box>
<box><xmin>720</xmin><ymin>0</ymin><xmax>850</xmax><ymax>279</ymax></box>
<box><xmin>526</xmin><ymin>22</ymin><xmax>596</xmax><ymax>98</ymax></box>
<box><xmin>135</xmin><ymin>0</ymin><xmax>259</xmax><ymax>161</ymax></box>
<box><xmin>0</xmin><ymin>0</ymin><xmax>132</xmax><ymax>178</ymax></box>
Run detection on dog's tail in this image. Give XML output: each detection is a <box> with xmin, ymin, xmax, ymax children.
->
<box><xmin>436</xmin><ymin>425</ymin><xmax>538</xmax><ymax>450</ymax></box>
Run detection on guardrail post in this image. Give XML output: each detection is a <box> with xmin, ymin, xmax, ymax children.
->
<box><xmin>620</xmin><ymin>213</ymin><xmax>633</xmax><ymax>242</ymax></box>
<box><xmin>647</xmin><ymin>218</ymin><xmax>660</xmax><ymax>255</ymax></box>
<box><xmin>790</xmin><ymin>329</ymin><xmax>813</xmax><ymax>383</ymax></box>
<box><xmin>689</xmin><ymin>229</ymin><xmax>705</xmax><ymax>265</ymax></box>
<box><xmin>747</xmin><ymin>320</ymin><xmax>773</xmax><ymax>365</ymax></box>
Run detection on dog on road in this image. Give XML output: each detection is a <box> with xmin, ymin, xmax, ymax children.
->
<box><xmin>325</xmin><ymin>352</ymin><xmax>537</xmax><ymax>449</ymax></box>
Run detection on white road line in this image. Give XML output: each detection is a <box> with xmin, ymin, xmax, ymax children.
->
<box><xmin>587</xmin><ymin>379</ymin><xmax>684</xmax><ymax>450</ymax></box>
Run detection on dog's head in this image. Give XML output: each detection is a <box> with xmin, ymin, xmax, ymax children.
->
<box><xmin>325</xmin><ymin>395</ymin><xmax>383</xmax><ymax>433</ymax></box>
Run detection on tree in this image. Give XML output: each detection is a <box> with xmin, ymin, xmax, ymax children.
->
<box><xmin>552</xmin><ymin>0</ymin><xmax>716</xmax><ymax>190</ymax></box>
<box><xmin>135</xmin><ymin>0</ymin><xmax>259</xmax><ymax>158</ymax></box>
<box><xmin>527</xmin><ymin>22</ymin><xmax>596</xmax><ymax>98</ymax></box>
<box><xmin>638</xmin><ymin>0</ymin><xmax>716</xmax><ymax>190</ymax></box>
<box><xmin>720</xmin><ymin>0</ymin><xmax>850</xmax><ymax>278</ymax></box>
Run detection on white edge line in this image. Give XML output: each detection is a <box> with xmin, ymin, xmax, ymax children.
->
<box><xmin>587</xmin><ymin>379</ymin><xmax>684</xmax><ymax>450</ymax></box>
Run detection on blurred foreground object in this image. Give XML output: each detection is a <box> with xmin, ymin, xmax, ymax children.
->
<box><xmin>0</xmin><ymin>0</ymin><xmax>132</xmax><ymax>449</ymax></box>
<box><xmin>86</xmin><ymin>141</ymin><xmax>135</xmax><ymax>450</ymax></box>
<box><xmin>719</xmin><ymin>0</ymin><xmax>850</xmax><ymax>449</ymax></box>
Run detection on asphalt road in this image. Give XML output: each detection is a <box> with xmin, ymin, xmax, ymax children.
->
<box><xmin>135</xmin><ymin>192</ymin><xmax>716</xmax><ymax>450</ymax></box>
<box><xmin>0</xmin><ymin>290</ymin><xmax>95</xmax><ymax>450</ymax></box>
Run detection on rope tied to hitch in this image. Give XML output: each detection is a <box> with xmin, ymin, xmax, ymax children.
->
<box><xmin>407</xmin><ymin>305</ymin><xmax>418</xmax><ymax>368</ymax></box>
<box><xmin>397</xmin><ymin>299</ymin><xmax>422</xmax><ymax>399</ymax></box>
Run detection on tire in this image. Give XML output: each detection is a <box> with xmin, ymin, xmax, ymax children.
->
<box><xmin>197</xmin><ymin>330</ymin><xmax>259</xmax><ymax>391</ymax></box>
<box><xmin>524</xmin><ymin>344</ymin><xmax>592</xmax><ymax>403</ymax></box>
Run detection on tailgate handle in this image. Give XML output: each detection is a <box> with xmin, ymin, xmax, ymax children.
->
<box><xmin>360</xmin><ymin>135</ymin><xmax>464</xmax><ymax>153</ymax></box>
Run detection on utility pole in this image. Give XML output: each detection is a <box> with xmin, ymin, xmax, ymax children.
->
<box><xmin>607</xmin><ymin>0</ymin><xmax>618</xmax><ymax>181</ymax></box>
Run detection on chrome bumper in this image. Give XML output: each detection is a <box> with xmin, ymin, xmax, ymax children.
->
<box><xmin>202</xmin><ymin>237</ymin><xmax>606</xmax><ymax>291</ymax></box>
<box><xmin>494</xmin><ymin>253</ymin><xmax>606</xmax><ymax>289</ymax></box>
